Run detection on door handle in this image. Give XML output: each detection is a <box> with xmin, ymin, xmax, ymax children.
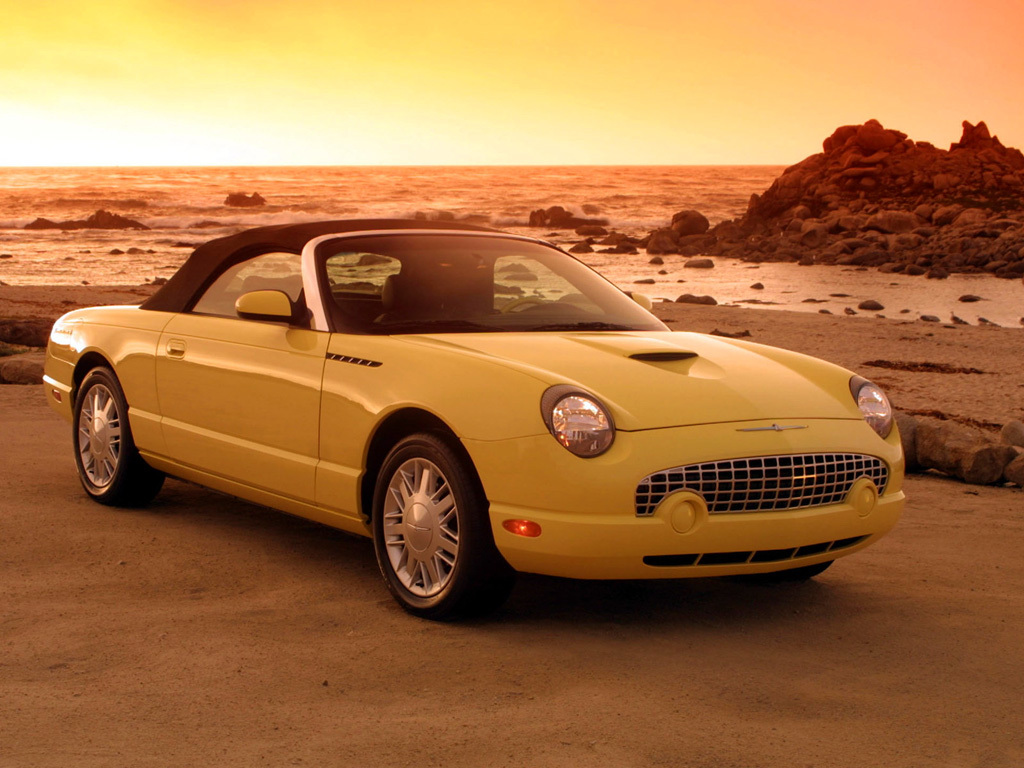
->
<box><xmin>166</xmin><ymin>339</ymin><xmax>187</xmax><ymax>358</ymax></box>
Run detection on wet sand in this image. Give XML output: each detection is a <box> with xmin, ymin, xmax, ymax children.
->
<box><xmin>2</xmin><ymin>285</ymin><xmax>1023</xmax><ymax>767</ymax></box>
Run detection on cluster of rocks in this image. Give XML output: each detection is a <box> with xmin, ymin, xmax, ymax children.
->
<box><xmin>646</xmin><ymin>120</ymin><xmax>1024</xmax><ymax>280</ymax></box>
<box><xmin>528</xmin><ymin>205</ymin><xmax>608</xmax><ymax>230</ymax></box>
<box><xmin>24</xmin><ymin>209</ymin><xmax>149</xmax><ymax>231</ymax></box>
<box><xmin>224</xmin><ymin>192</ymin><xmax>266</xmax><ymax>207</ymax></box>
<box><xmin>897</xmin><ymin>414</ymin><xmax>1024</xmax><ymax>486</ymax></box>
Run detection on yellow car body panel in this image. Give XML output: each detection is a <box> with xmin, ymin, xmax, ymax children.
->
<box><xmin>153</xmin><ymin>313</ymin><xmax>327</xmax><ymax>502</ymax></box>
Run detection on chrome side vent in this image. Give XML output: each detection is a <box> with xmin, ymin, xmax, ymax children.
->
<box><xmin>326</xmin><ymin>353</ymin><xmax>382</xmax><ymax>368</ymax></box>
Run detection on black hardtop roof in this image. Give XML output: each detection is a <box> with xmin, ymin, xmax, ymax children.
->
<box><xmin>141</xmin><ymin>218</ymin><xmax>498</xmax><ymax>313</ymax></box>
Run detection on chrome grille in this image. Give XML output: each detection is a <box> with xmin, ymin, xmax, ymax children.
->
<box><xmin>635</xmin><ymin>453</ymin><xmax>888</xmax><ymax>517</ymax></box>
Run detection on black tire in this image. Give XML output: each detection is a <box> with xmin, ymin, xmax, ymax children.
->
<box><xmin>737</xmin><ymin>559</ymin><xmax>834</xmax><ymax>584</ymax></box>
<box><xmin>73</xmin><ymin>367</ymin><xmax>164</xmax><ymax>507</ymax></box>
<box><xmin>371</xmin><ymin>433</ymin><xmax>515</xmax><ymax>620</ymax></box>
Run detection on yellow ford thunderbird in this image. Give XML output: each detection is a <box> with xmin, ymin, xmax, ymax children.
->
<box><xmin>44</xmin><ymin>220</ymin><xmax>904</xmax><ymax>618</ymax></box>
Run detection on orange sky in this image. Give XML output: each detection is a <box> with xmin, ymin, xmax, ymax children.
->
<box><xmin>2</xmin><ymin>0</ymin><xmax>1022</xmax><ymax>166</ymax></box>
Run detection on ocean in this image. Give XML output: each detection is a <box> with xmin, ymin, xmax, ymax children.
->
<box><xmin>1</xmin><ymin>165</ymin><xmax>1021</xmax><ymax>325</ymax></box>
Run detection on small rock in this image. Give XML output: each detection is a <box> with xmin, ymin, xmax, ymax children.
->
<box><xmin>0</xmin><ymin>253</ymin><xmax>12</xmax><ymax>259</ymax></box>
<box><xmin>958</xmin><ymin>295</ymin><xmax>983</xmax><ymax>303</ymax></box>
<box><xmin>126</xmin><ymin>247</ymin><xmax>145</xmax><ymax>255</ymax></box>
<box><xmin>109</xmin><ymin>248</ymin><xmax>124</xmax><ymax>255</ymax></box>
<box><xmin>683</xmin><ymin>258</ymin><xmax>714</xmax><ymax>269</ymax></box>
<box><xmin>568</xmin><ymin>242</ymin><xmax>593</xmax><ymax>254</ymax></box>
<box><xmin>575</xmin><ymin>225</ymin><xmax>607</xmax><ymax>237</ymax></box>
<box><xmin>675</xmin><ymin>293</ymin><xmax>717</xmax><ymax>305</ymax></box>
<box><xmin>648</xmin><ymin>256</ymin><xmax>664</xmax><ymax>265</ymax></box>
<box><xmin>858</xmin><ymin>299</ymin><xmax>884</xmax><ymax>311</ymax></box>
<box><xmin>844</xmin><ymin>308</ymin><xmax>857</xmax><ymax>315</ymax></box>
<box><xmin>750</xmin><ymin>282</ymin><xmax>764</xmax><ymax>290</ymax></box>
<box><xmin>920</xmin><ymin>315</ymin><xmax>940</xmax><ymax>322</ymax></box>
<box><xmin>633</xmin><ymin>278</ymin><xmax>656</xmax><ymax>284</ymax></box>
<box><xmin>962</xmin><ymin>444</ymin><xmax>1018</xmax><ymax>485</ymax></box>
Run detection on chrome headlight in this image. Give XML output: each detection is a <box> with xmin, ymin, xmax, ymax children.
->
<box><xmin>541</xmin><ymin>385</ymin><xmax>615</xmax><ymax>457</ymax></box>
<box><xmin>850</xmin><ymin>376</ymin><xmax>893</xmax><ymax>438</ymax></box>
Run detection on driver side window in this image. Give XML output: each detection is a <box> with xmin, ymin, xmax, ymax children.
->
<box><xmin>191</xmin><ymin>252</ymin><xmax>304</xmax><ymax>319</ymax></box>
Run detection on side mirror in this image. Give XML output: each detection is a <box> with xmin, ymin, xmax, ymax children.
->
<box><xmin>629</xmin><ymin>292</ymin><xmax>654</xmax><ymax>312</ymax></box>
<box><xmin>235</xmin><ymin>290</ymin><xmax>294</xmax><ymax>322</ymax></box>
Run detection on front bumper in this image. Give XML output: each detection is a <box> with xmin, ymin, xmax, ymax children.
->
<box><xmin>464</xmin><ymin>418</ymin><xmax>904</xmax><ymax>580</ymax></box>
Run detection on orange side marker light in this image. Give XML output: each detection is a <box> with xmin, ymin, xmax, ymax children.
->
<box><xmin>502</xmin><ymin>519</ymin><xmax>542</xmax><ymax>538</ymax></box>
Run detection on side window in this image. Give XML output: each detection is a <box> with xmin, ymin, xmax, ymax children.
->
<box><xmin>324</xmin><ymin>252</ymin><xmax>402</xmax><ymax>324</ymax></box>
<box><xmin>191</xmin><ymin>252</ymin><xmax>303</xmax><ymax>318</ymax></box>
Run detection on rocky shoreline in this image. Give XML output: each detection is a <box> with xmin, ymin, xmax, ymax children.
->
<box><xmin>548</xmin><ymin>120</ymin><xmax>1024</xmax><ymax>284</ymax></box>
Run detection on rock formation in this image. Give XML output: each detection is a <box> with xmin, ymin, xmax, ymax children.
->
<box><xmin>224</xmin><ymin>192</ymin><xmax>266</xmax><ymax>207</ymax></box>
<box><xmin>527</xmin><ymin>205</ymin><xmax>608</xmax><ymax>229</ymax></box>
<box><xmin>24</xmin><ymin>209</ymin><xmax>149</xmax><ymax>231</ymax></box>
<box><xmin>645</xmin><ymin>120</ymin><xmax>1024</xmax><ymax>279</ymax></box>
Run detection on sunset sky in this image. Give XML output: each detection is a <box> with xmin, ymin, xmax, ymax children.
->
<box><xmin>3</xmin><ymin>0</ymin><xmax>1022</xmax><ymax>166</ymax></box>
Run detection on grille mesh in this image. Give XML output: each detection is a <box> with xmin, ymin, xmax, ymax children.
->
<box><xmin>635</xmin><ymin>453</ymin><xmax>888</xmax><ymax>517</ymax></box>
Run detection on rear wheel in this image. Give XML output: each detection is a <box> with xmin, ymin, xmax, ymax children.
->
<box><xmin>371</xmin><ymin>433</ymin><xmax>514</xmax><ymax>619</ymax></box>
<box><xmin>73</xmin><ymin>367</ymin><xmax>164</xmax><ymax>507</ymax></box>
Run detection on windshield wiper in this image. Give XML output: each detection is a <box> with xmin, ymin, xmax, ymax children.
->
<box><xmin>372</xmin><ymin>319</ymin><xmax>500</xmax><ymax>334</ymax></box>
<box><xmin>526</xmin><ymin>321</ymin><xmax>637</xmax><ymax>332</ymax></box>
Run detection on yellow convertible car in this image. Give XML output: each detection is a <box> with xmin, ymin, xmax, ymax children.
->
<box><xmin>44</xmin><ymin>220</ymin><xmax>904</xmax><ymax>618</ymax></box>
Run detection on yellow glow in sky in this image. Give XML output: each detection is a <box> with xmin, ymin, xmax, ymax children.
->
<box><xmin>2</xmin><ymin>0</ymin><xmax>1022</xmax><ymax>165</ymax></box>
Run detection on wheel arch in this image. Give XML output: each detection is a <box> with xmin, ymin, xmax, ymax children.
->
<box><xmin>360</xmin><ymin>407</ymin><xmax>482</xmax><ymax>521</ymax></box>
<box><xmin>72</xmin><ymin>351</ymin><xmax>116</xmax><ymax>399</ymax></box>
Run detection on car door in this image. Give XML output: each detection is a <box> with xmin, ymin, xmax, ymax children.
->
<box><xmin>154</xmin><ymin>251</ymin><xmax>327</xmax><ymax>502</ymax></box>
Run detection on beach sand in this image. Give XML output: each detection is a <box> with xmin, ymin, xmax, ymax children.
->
<box><xmin>2</xmin><ymin>284</ymin><xmax>1023</xmax><ymax>766</ymax></box>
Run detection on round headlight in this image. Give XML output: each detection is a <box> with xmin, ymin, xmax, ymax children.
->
<box><xmin>541</xmin><ymin>385</ymin><xmax>615</xmax><ymax>457</ymax></box>
<box><xmin>850</xmin><ymin>376</ymin><xmax>893</xmax><ymax>438</ymax></box>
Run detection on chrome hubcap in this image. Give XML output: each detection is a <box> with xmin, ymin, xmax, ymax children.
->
<box><xmin>383</xmin><ymin>458</ymin><xmax>459</xmax><ymax>597</ymax></box>
<box><xmin>78</xmin><ymin>384</ymin><xmax>122</xmax><ymax>488</ymax></box>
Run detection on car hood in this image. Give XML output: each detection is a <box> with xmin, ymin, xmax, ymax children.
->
<box><xmin>403</xmin><ymin>331</ymin><xmax>863</xmax><ymax>431</ymax></box>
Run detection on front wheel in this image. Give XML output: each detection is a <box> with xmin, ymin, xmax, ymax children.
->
<box><xmin>371</xmin><ymin>433</ymin><xmax>515</xmax><ymax>620</ymax></box>
<box><xmin>73</xmin><ymin>367</ymin><xmax>164</xmax><ymax>507</ymax></box>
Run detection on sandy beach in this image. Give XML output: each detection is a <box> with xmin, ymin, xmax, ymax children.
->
<box><xmin>2</xmin><ymin>284</ymin><xmax>1023</xmax><ymax>767</ymax></box>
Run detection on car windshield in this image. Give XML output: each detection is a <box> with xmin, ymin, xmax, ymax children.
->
<box><xmin>317</xmin><ymin>233</ymin><xmax>667</xmax><ymax>334</ymax></box>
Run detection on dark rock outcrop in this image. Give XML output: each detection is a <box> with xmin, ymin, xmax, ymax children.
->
<box><xmin>645</xmin><ymin>120</ymin><xmax>1024</xmax><ymax>280</ymax></box>
<box><xmin>224</xmin><ymin>192</ymin><xmax>266</xmax><ymax>207</ymax></box>
<box><xmin>527</xmin><ymin>206</ymin><xmax>608</xmax><ymax>229</ymax></box>
<box><xmin>24</xmin><ymin>210</ymin><xmax>149</xmax><ymax>231</ymax></box>
<box><xmin>0</xmin><ymin>319</ymin><xmax>51</xmax><ymax>347</ymax></box>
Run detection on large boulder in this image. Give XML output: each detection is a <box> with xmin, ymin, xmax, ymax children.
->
<box><xmin>0</xmin><ymin>353</ymin><xmax>45</xmax><ymax>385</ymax></box>
<box><xmin>916</xmin><ymin>417</ymin><xmax>1017</xmax><ymax>484</ymax></box>
<box><xmin>894</xmin><ymin>412</ymin><xmax>918</xmax><ymax>471</ymax></box>
<box><xmin>671</xmin><ymin>210</ymin><xmax>710</xmax><ymax>236</ymax></box>
<box><xmin>0</xmin><ymin>319</ymin><xmax>51</xmax><ymax>347</ymax></box>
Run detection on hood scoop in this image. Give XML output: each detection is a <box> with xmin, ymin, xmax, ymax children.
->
<box><xmin>630</xmin><ymin>351</ymin><xmax>698</xmax><ymax>363</ymax></box>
